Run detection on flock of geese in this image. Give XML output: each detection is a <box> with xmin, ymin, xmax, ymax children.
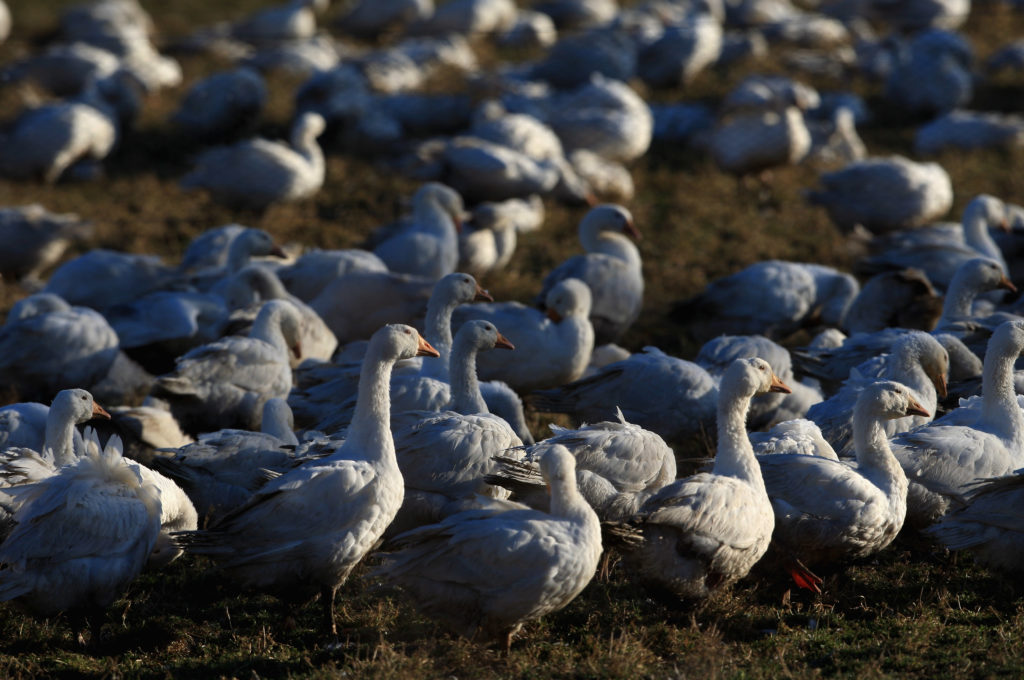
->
<box><xmin>1</xmin><ymin>0</ymin><xmax>1024</xmax><ymax>657</ymax></box>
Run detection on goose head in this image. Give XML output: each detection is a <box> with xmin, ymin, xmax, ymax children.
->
<box><xmin>455</xmin><ymin>319</ymin><xmax>515</xmax><ymax>353</ymax></box>
<box><xmin>415</xmin><ymin>182</ymin><xmax>467</xmax><ymax>233</ymax></box>
<box><xmin>436</xmin><ymin>272</ymin><xmax>492</xmax><ymax>305</ymax></box>
<box><xmin>964</xmin><ymin>194</ymin><xmax>1010</xmax><ymax>233</ymax></box>
<box><xmin>722</xmin><ymin>357</ymin><xmax>792</xmax><ymax>400</ymax></box>
<box><xmin>989</xmin><ymin>318</ymin><xmax>1024</xmax><ymax>359</ymax></box>
<box><xmin>540</xmin><ymin>443</ymin><xmax>576</xmax><ymax>486</ymax></box>
<box><xmin>579</xmin><ymin>204</ymin><xmax>640</xmax><ymax>244</ymax></box>
<box><xmin>255</xmin><ymin>299</ymin><xmax>305</xmax><ymax>357</ymax></box>
<box><xmin>234</xmin><ymin>227</ymin><xmax>287</xmax><ymax>262</ymax></box>
<box><xmin>898</xmin><ymin>332</ymin><xmax>949</xmax><ymax>398</ymax></box>
<box><xmin>371</xmin><ymin>323</ymin><xmax>440</xmax><ymax>363</ymax></box>
<box><xmin>857</xmin><ymin>380</ymin><xmax>931</xmax><ymax>420</ymax></box>
<box><xmin>52</xmin><ymin>388</ymin><xmax>110</xmax><ymax>424</ymax></box>
<box><xmin>8</xmin><ymin>292</ymin><xmax>72</xmax><ymax>321</ymax></box>
<box><xmin>544</xmin><ymin>278</ymin><xmax>592</xmax><ymax>323</ymax></box>
<box><xmin>292</xmin><ymin>111</ymin><xmax>326</xmax><ymax>145</ymax></box>
<box><xmin>952</xmin><ymin>257</ymin><xmax>1016</xmax><ymax>295</ymax></box>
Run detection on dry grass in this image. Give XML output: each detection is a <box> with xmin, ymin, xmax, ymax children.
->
<box><xmin>2</xmin><ymin>0</ymin><xmax>1024</xmax><ymax>677</ymax></box>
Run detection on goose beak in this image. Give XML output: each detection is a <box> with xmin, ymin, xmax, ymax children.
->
<box><xmin>905</xmin><ymin>398</ymin><xmax>930</xmax><ymax>418</ymax></box>
<box><xmin>474</xmin><ymin>285</ymin><xmax>493</xmax><ymax>302</ymax></box>
<box><xmin>494</xmin><ymin>332</ymin><xmax>515</xmax><ymax>351</ymax></box>
<box><xmin>623</xmin><ymin>218</ymin><xmax>642</xmax><ymax>241</ymax></box>
<box><xmin>546</xmin><ymin>308</ymin><xmax>562</xmax><ymax>323</ymax></box>
<box><xmin>291</xmin><ymin>340</ymin><xmax>303</xmax><ymax>358</ymax></box>
<box><xmin>931</xmin><ymin>372</ymin><xmax>948</xmax><ymax>398</ymax></box>
<box><xmin>269</xmin><ymin>244</ymin><xmax>288</xmax><ymax>258</ymax></box>
<box><xmin>999</xmin><ymin>276</ymin><xmax>1018</xmax><ymax>294</ymax></box>
<box><xmin>1000</xmin><ymin>216</ymin><xmax>1012</xmax><ymax>233</ymax></box>
<box><xmin>92</xmin><ymin>402</ymin><xmax>111</xmax><ymax>420</ymax></box>
<box><xmin>416</xmin><ymin>335</ymin><xmax>441</xmax><ymax>358</ymax></box>
<box><xmin>769</xmin><ymin>372</ymin><xmax>792</xmax><ymax>394</ymax></box>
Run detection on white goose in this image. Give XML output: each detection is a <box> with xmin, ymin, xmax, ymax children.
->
<box><xmin>0</xmin><ymin>204</ymin><xmax>93</xmax><ymax>284</ymax></box>
<box><xmin>536</xmin><ymin>204</ymin><xmax>642</xmax><ymax>344</ymax></box>
<box><xmin>373</xmin><ymin>182</ymin><xmax>465</xmax><ymax>281</ymax></box>
<box><xmin>807</xmin><ymin>332</ymin><xmax>948</xmax><ymax>457</ymax></box>
<box><xmin>758</xmin><ymin>381</ymin><xmax>931</xmax><ymax>591</ymax></box>
<box><xmin>455</xmin><ymin>277</ymin><xmax>595</xmax><ymax>392</ymax></box>
<box><xmin>386</xmin><ymin>320</ymin><xmax>521</xmax><ymax>536</ymax></box>
<box><xmin>276</xmin><ymin>248</ymin><xmax>388</xmax><ymax>302</ymax></box>
<box><xmin>893</xmin><ymin>319</ymin><xmax>1024</xmax><ymax>527</ymax></box>
<box><xmin>176</xmin><ymin>324</ymin><xmax>439</xmax><ymax>636</ymax></box>
<box><xmin>373</xmin><ymin>444</ymin><xmax>601</xmax><ymax>651</ymax></box>
<box><xmin>620</xmin><ymin>358</ymin><xmax>789</xmax><ymax>599</ymax></box>
<box><xmin>0</xmin><ymin>390</ymin><xmax>109</xmax><ymax>475</ymax></box>
<box><xmin>150</xmin><ymin>299</ymin><xmax>303</xmax><ymax>435</ymax></box>
<box><xmin>181</xmin><ymin>112</ymin><xmax>325</xmax><ymax>210</ymax></box>
<box><xmin>0</xmin><ymin>432</ymin><xmax>161</xmax><ymax>645</ymax></box>
<box><xmin>171</xmin><ymin>67</ymin><xmax>267</xmax><ymax>141</ymax></box>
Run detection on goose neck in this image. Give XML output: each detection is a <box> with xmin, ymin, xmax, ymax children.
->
<box><xmin>940</xmin><ymin>273</ymin><xmax>979</xmax><ymax>322</ymax></box>
<box><xmin>345</xmin><ymin>348</ymin><xmax>398</xmax><ymax>461</ymax></box>
<box><xmin>714</xmin><ymin>387</ymin><xmax>764</xmax><ymax>490</ymax></box>
<box><xmin>420</xmin><ymin>296</ymin><xmax>456</xmax><ymax>379</ymax></box>
<box><xmin>448</xmin><ymin>334</ymin><xmax>488</xmax><ymax>414</ymax></box>
<box><xmin>251</xmin><ymin>307</ymin><xmax>290</xmax><ymax>357</ymax></box>
<box><xmin>852</xmin><ymin>404</ymin><xmax>907</xmax><ymax>502</ymax></box>
<box><xmin>549</xmin><ymin>471</ymin><xmax>599</xmax><ymax>528</ymax></box>
<box><xmin>980</xmin><ymin>342</ymin><xmax>1024</xmax><ymax>443</ymax></box>
<box><xmin>45</xmin><ymin>406</ymin><xmax>78</xmax><ymax>467</ymax></box>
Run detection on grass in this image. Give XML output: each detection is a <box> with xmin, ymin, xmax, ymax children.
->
<box><xmin>2</xmin><ymin>0</ymin><xmax>1024</xmax><ymax>677</ymax></box>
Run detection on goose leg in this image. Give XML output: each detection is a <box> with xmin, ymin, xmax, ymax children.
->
<box><xmin>322</xmin><ymin>584</ymin><xmax>338</xmax><ymax>636</ymax></box>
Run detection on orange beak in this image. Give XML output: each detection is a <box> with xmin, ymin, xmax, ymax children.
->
<box><xmin>905</xmin><ymin>398</ymin><xmax>930</xmax><ymax>418</ymax></box>
<box><xmin>546</xmin><ymin>308</ymin><xmax>562</xmax><ymax>323</ymax></box>
<box><xmin>494</xmin><ymin>332</ymin><xmax>515</xmax><ymax>350</ymax></box>
<box><xmin>269</xmin><ymin>244</ymin><xmax>288</xmax><ymax>258</ymax></box>
<box><xmin>292</xmin><ymin>340</ymin><xmax>303</xmax><ymax>358</ymax></box>
<box><xmin>92</xmin><ymin>402</ymin><xmax>111</xmax><ymax>420</ymax></box>
<box><xmin>769</xmin><ymin>373</ymin><xmax>792</xmax><ymax>394</ymax></box>
<box><xmin>1000</xmin><ymin>217</ymin><xmax>1012</xmax><ymax>233</ymax></box>
<box><xmin>999</xmin><ymin>276</ymin><xmax>1018</xmax><ymax>294</ymax></box>
<box><xmin>932</xmin><ymin>373</ymin><xmax>948</xmax><ymax>398</ymax></box>
<box><xmin>416</xmin><ymin>335</ymin><xmax>441</xmax><ymax>358</ymax></box>
<box><xmin>474</xmin><ymin>285</ymin><xmax>493</xmax><ymax>302</ymax></box>
<box><xmin>623</xmin><ymin>218</ymin><xmax>642</xmax><ymax>241</ymax></box>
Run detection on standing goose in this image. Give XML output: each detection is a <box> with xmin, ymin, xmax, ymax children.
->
<box><xmin>175</xmin><ymin>324</ymin><xmax>439</xmax><ymax>636</ymax></box>
<box><xmin>373</xmin><ymin>444</ymin><xmax>601</xmax><ymax>651</ymax></box>
<box><xmin>893</xmin><ymin>320</ymin><xmax>1024</xmax><ymax>527</ymax></box>
<box><xmin>618</xmin><ymin>358</ymin><xmax>789</xmax><ymax>599</ymax></box>
<box><xmin>758</xmin><ymin>381</ymin><xmax>931</xmax><ymax>591</ymax></box>
<box><xmin>180</xmin><ymin>112</ymin><xmax>325</xmax><ymax>210</ymax></box>
<box><xmin>536</xmin><ymin>204</ymin><xmax>642</xmax><ymax>344</ymax></box>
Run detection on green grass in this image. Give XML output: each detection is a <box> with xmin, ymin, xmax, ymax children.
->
<box><xmin>2</xmin><ymin>0</ymin><xmax>1024</xmax><ymax>677</ymax></box>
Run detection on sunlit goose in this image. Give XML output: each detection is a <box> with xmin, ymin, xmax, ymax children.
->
<box><xmin>176</xmin><ymin>324</ymin><xmax>439</xmax><ymax>636</ymax></box>
<box><xmin>150</xmin><ymin>300</ymin><xmax>303</xmax><ymax>435</ymax></box>
<box><xmin>915</xmin><ymin>110</ymin><xmax>1024</xmax><ymax>156</ymax></box>
<box><xmin>172</xmin><ymin>67</ymin><xmax>267</xmax><ymax>141</ymax></box>
<box><xmin>530</xmin><ymin>346</ymin><xmax>719</xmax><ymax>447</ymax></box>
<box><xmin>806</xmin><ymin>155</ymin><xmax>953</xmax><ymax>234</ymax></box>
<box><xmin>489</xmin><ymin>408</ymin><xmax>676</xmax><ymax>521</ymax></box>
<box><xmin>222</xmin><ymin>266</ymin><xmax>338</xmax><ymax>367</ymax></box>
<box><xmin>373</xmin><ymin>183</ymin><xmax>465</xmax><ymax>280</ymax></box>
<box><xmin>750</xmin><ymin>419</ymin><xmax>839</xmax><ymax>461</ymax></box>
<box><xmin>44</xmin><ymin>248</ymin><xmax>176</xmax><ymax>309</ymax></box>
<box><xmin>409</xmin><ymin>0</ymin><xmax>516</xmax><ymax>36</ymax></box>
<box><xmin>0</xmin><ymin>390</ymin><xmax>108</xmax><ymax>473</ymax></box>
<box><xmin>711</xmin><ymin>107</ymin><xmax>811</xmax><ymax>176</ymax></box>
<box><xmin>386</xmin><ymin>320</ymin><xmax>521</xmax><ymax>535</ymax></box>
<box><xmin>152</xmin><ymin>398</ymin><xmax>301</xmax><ymax>524</ymax></box>
<box><xmin>0</xmin><ymin>432</ymin><xmax>161</xmax><ymax>645</ymax></box>
<box><xmin>676</xmin><ymin>260</ymin><xmax>859</xmax><ymax>344</ymax></box>
<box><xmin>893</xmin><ymin>320</ymin><xmax>1024</xmax><ymax>527</ymax></box>
<box><xmin>458</xmin><ymin>203</ymin><xmax>518</xmax><ymax>279</ymax></box>
<box><xmin>537</xmin><ymin>204</ymin><xmax>642</xmax><ymax>344</ymax></box>
<box><xmin>374</xmin><ymin>444</ymin><xmax>601</xmax><ymax>650</ymax></box>
<box><xmin>758</xmin><ymin>381</ymin><xmax>931</xmax><ymax>591</ymax></box>
<box><xmin>637</xmin><ymin>16</ymin><xmax>723</xmax><ymax>88</ymax></box>
<box><xmin>934</xmin><ymin>257</ymin><xmax>1018</xmax><ymax>331</ymax></box>
<box><xmin>926</xmin><ymin>473</ymin><xmax>1024</xmax><ymax>572</ymax></box>
<box><xmin>0</xmin><ymin>294</ymin><xmax>119</xmax><ymax>401</ymax></box>
<box><xmin>181</xmin><ymin>112</ymin><xmax>325</xmax><ymax>210</ymax></box>
<box><xmin>619</xmin><ymin>358</ymin><xmax>789</xmax><ymax>599</ymax></box>
<box><xmin>865</xmin><ymin>0</ymin><xmax>970</xmax><ymax>31</ymax></box>
<box><xmin>0</xmin><ymin>204</ymin><xmax>93</xmax><ymax>284</ymax></box>
<box><xmin>807</xmin><ymin>332</ymin><xmax>948</xmax><ymax>456</ymax></box>
<box><xmin>232</xmin><ymin>0</ymin><xmax>325</xmax><ymax>45</ymax></box>
<box><xmin>276</xmin><ymin>249</ymin><xmax>388</xmax><ymax>302</ymax></box>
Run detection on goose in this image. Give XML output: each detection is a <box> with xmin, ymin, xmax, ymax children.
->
<box><xmin>536</xmin><ymin>204</ymin><xmax>642</xmax><ymax>344</ymax></box>
<box><xmin>152</xmin><ymin>398</ymin><xmax>303</xmax><ymax>524</ymax></box>
<box><xmin>675</xmin><ymin>260</ymin><xmax>859</xmax><ymax>344</ymax></box>
<box><xmin>569</xmin><ymin>149</ymin><xmax>634</xmax><ymax>202</ymax></box>
<box><xmin>806</xmin><ymin>155</ymin><xmax>953</xmax><ymax>234</ymax></box>
<box><xmin>386</xmin><ymin>320</ymin><xmax>521</xmax><ymax>536</ymax></box>
<box><xmin>0</xmin><ymin>204</ymin><xmax>93</xmax><ymax>284</ymax></box>
<box><xmin>892</xmin><ymin>320</ymin><xmax>1024</xmax><ymax>527</ymax></box>
<box><xmin>915</xmin><ymin>110</ymin><xmax>1024</xmax><ymax>156</ymax></box>
<box><xmin>172</xmin><ymin>67</ymin><xmax>267</xmax><ymax>141</ymax></box>
<box><xmin>0</xmin><ymin>390</ymin><xmax>109</xmax><ymax>472</ymax></box>
<box><xmin>222</xmin><ymin>266</ymin><xmax>338</xmax><ymax>367</ymax></box>
<box><xmin>864</xmin><ymin>0</ymin><xmax>970</xmax><ymax>32</ymax></box>
<box><xmin>934</xmin><ymin>257</ymin><xmax>1018</xmax><ymax>333</ymax></box>
<box><xmin>884</xmin><ymin>28</ymin><xmax>973</xmax><ymax>117</ymax></box>
<box><xmin>2</xmin><ymin>42</ymin><xmax>121</xmax><ymax>97</ymax></box>
<box><xmin>373</xmin><ymin>444</ymin><xmax>601</xmax><ymax>651</ymax></box>
<box><xmin>758</xmin><ymin>381</ymin><xmax>931</xmax><ymax>591</ymax></box>
<box><xmin>457</xmin><ymin>203</ymin><xmax>519</xmax><ymax>280</ymax></box>
<box><xmin>617</xmin><ymin>358</ymin><xmax>789</xmax><ymax>599</ymax></box>
<box><xmin>530</xmin><ymin>346</ymin><xmax>719</xmax><ymax>447</ymax></box>
<box><xmin>842</xmin><ymin>269</ymin><xmax>942</xmax><ymax>335</ymax></box>
<box><xmin>720</xmin><ymin>75</ymin><xmax>821</xmax><ymax>115</ymax></box>
<box><xmin>806</xmin><ymin>332</ymin><xmax>948</xmax><ymax>457</ymax></box>
<box><xmin>44</xmin><ymin>248</ymin><xmax>176</xmax><ymax>310</ymax></box>
<box><xmin>455</xmin><ymin>278</ymin><xmax>594</xmax><ymax>392</ymax></box>
<box><xmin>175</xmin><ymin>324</ymin><xmax>439</xmax><ymax>636</ymax></box>
<box><xmin>186</xmin><ymin>226</ymin><xmax>288</xmax><ymax>292</ymax></box>
<box><xmin>309</xmin><ymin>270</ymin><xmax>435</xmax><ymax>344</ymax></box>
<box><xmin>150</xmin><ymin>300</ymin><xmax>303</xmax><ymax>436</ymax></box>
<box><xmin>232</xmin><ymin>0</ymin><xmax>326</xmax><ymax>46</ymax></box>
<box><xmin>408</xmin><ymin>0</ymin><xmax>517</xmax><ymax>36</ymax></box>
<box><xmin>181</xmin><ymin>112</ymin><xmax>325</xmax><ymax>210</ymax></box>
<box><xmin>373</xmin><ymin>183</ymin><xmax>465</xmax><ymax>280</ymax></box>
<box><xmin>0</xmin><ymin>432</ymin><xmax>161</xmax><ymax>646</ymax></box>
<box><xmin>276</xmin><ymin>249</ymin><xmax>388</xmax><ymax>302</ymax></box>
<box><xmin>498</xmin><ymin>9</ymin><xmax>557</xmax><ymax>49</ymax></box>
<box><xmin>637</xmin><ymin>16</ymin><xmax>724</xmax><ymax>88</ymax></box>
<box><xmin>750</xmin><ymin>419</ymin><xmax>839</xmax><ymax>461</ymax></box>
<box><xmin>335</xmin><ymin>0</ymin><xmax>433</xmax><ymax>38</ymax></box>
<box><xmin>488</xmin><ymin>408</ymin><xmax>676</xmax><ymax>521</ymax></box>
<box><xmin>926</xmin><ymin>473</ymin><xmax>1024</xmax><ymax>572</ymax></box>
<box><xmin>175</xmin><ymin>223</ymin><xmax>247</xmax><ymax>275</ymax></box>
<box><xmin>710</xmin><ymin>107</ymin><xmax>811</xmax><ymax>176</ymax></box>
<box><xmin>102</xmin><ymin>404</ymin><xmax>194</xmax><ymax>464</ymax></box>
<box><xmin>0</xmin><ymin>294</ymin><xmax>120</xmax><ymax>402</ymax></box>
<box><xmin>291</xmin><ymin>272</ymin><xmax>491</xmax><ymax>429</ymax></box>
<box><xmin>433</xmin><ymin>136</ymin><xmax>562</xmax><ymax>204</ymax></box>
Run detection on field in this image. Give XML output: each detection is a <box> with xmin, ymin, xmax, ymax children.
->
<box><xmin>2</xmin><ymin>0</ymin><xmax>1024</xmax><ymax>677</ymax></box>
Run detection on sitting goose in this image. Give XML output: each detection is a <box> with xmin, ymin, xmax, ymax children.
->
<box><xmin>181</xmin><ymin>112</ymin><xmax>325</xmax><ymax>210</ymax></box>
<box><xmin>536</xmin><ymin>204</ymin><xmax>642</xmax><ymax>344</ymax></box>
<box><xmin>176</xmin><ymin>324</ymin><xmax>439</xmax><ymax>636</ymax></box>
<box><xmin>373</xmin><ymin>445</ymin><xmax>601</xmax><ymax>651</ymax></box>
<box><xmin>373</xmin><ymin>182</ymin><xmax>466</xmax><ymax>281</ymax></box>
<box><xmin>758</xmin><ymin>381</ymin><xmax>931</xmax><ymax>591</ymax></box>
<box><xmin>0</xmin><ymin>389</ymin><xmax>109</xmax><ymax>477</ymax></box>
<box><xmin>0</xmin><ymin>204</ymin><xmax>93</xmax><ymax>284</ymax></box>
<box><xmin>617</xmin><ymin>358</ymin><xmax>789</xmax><ymax>599</ymax></box>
